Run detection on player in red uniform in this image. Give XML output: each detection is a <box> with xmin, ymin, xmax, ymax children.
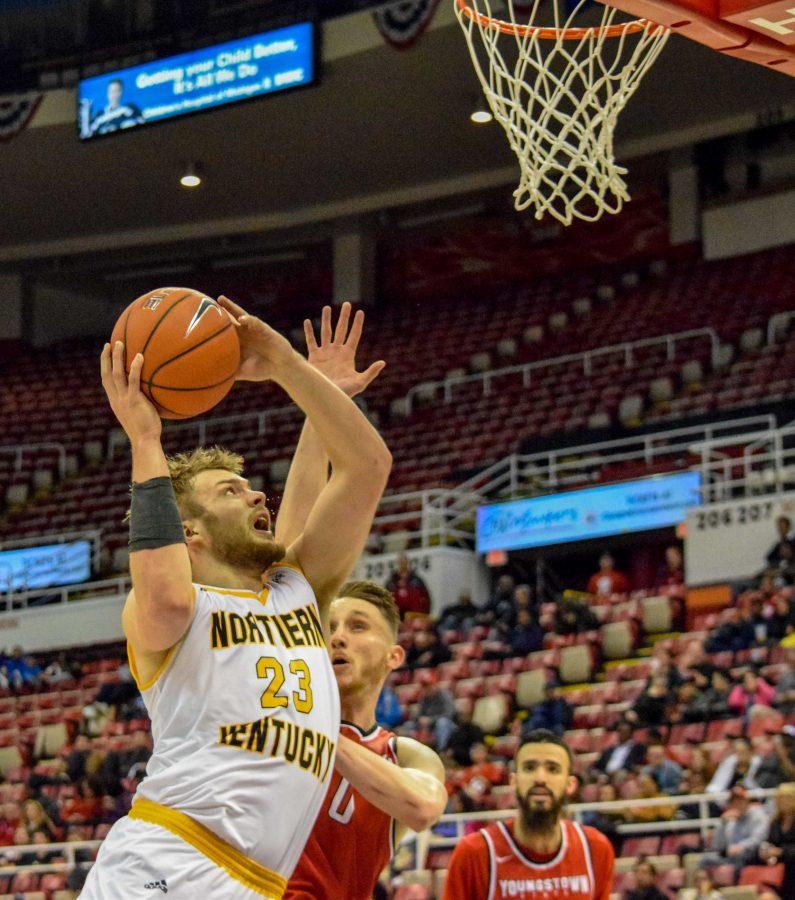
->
<box><xmin>276</xmin><ymin>303</ymin><xmax>447</xmax><ymax>900</ymax></box>
<box><xmin>444</xmin><ymin>730</ymin><xmax>615</xmax><ymax>900</ymax></box>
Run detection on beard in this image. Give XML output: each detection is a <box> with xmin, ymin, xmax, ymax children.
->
<box><xmin>516</xmin><ymin>786</ymin><xmax>567</xmax><ymax>834</ymax></box>
<box><xmin>202</xmin><ymin>513</ymin><xmax>285</xmax><ymax>574</ymax></box>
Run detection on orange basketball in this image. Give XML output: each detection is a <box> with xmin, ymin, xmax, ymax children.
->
<box><xmin>110</xmin><ymin>287</ymin><xmax>240</xmax><ymax>420</ymax></box>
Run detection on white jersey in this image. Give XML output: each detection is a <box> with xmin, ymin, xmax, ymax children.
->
<box><xmin>127</xmin><ymin>563</ymin><xmax>339</xmax><ymax>895</ymax></box>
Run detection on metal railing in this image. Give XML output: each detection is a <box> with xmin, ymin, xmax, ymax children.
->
<box><xmin>0</xmin><ymin>443</ymin><xmax>67</xmax><ymax>479</ymax></box>
<box><xmin>404</xmin><ymin>328</ymin><xmax>721</xmax><ymax>413</ymax></box>
<box><xmin>0</xmin><ymin>837</ymin><xmax>100</xmax><ymax>875</ymax></box>
<box><xmin>0</xmin><ymin>574</ymin><xmax>129</xmax><ymax>609</ymax></box>
<box><xmin>413</xmin><ymin>788</ymin><xmax>776</xmax><ymax>869</ymax></box>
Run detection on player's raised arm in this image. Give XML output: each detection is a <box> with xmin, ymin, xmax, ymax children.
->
<box><xmin>218</xmin><ymin>298</ymin><xmax>391</xmax><ymax>607</ymax></box>
<box><xmin>334</xmin><ymin>733</ymin><xmax>447</xmax><ymax>836</ymax></box>
<box><xmin>100</xmin><ymin>342</ymin><xmax>194</xmax><ymax>653</ymax></box>
<box><xmin>275</xmin><ymin>303</ymin><xmax>385</xmax><ymax>550</ymax></box>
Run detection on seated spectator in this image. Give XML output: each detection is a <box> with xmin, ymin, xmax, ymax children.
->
<box><xmin>593</xmin><ymin>720</ymin><xmax>646</xmax><ymax>775</ymax></box>
<box><xmin>93</xmin><ymin>660</ymin><xmax>138</xmax><ymax>709</ymax></box>
<box><xmin>521</xmin><ymin>683</ymin><xmax>573</xmax><ymax>737</ymax></box>
<box><xmin>61</xmin><ymin>779</ymin><xmax>103</xmax><ymax>825</ymax></box>
<box><xmin>759</xmin><ymin>782</ymin><xmax>795</xmax><ymax>900</ymax></box>
<box><xmin>774</xmin><ymin>645</ymin><xmax>795</xmax><ymax>716</ymax></box>
<box><xmin>459</xmin><ymin>743</ymin><xmax>506</xmax><ymax>792</ymax></box>
<box><xmin>0</xmin><ymin>804</ymin><xmax>16</xmax><ymax>846</ymax></box>
<box><xmin>375</xmin><ymin>683</ymin><xmax>402</xmax><ymax>729</ymax></box>
<box><xmin>437</xmin><ymin>593</ymin><xmax>479</xmax><ymax>634</ymax></box>
<box><xmin>18</xmin><ymin>829</ymin><xmax>61</xmax><ymax>866</ymax></box>
<box><xmin>643</xmin><ymin>740</ymin><xmax>684</xmax><ymax>795</ymax></box>
<box><xmin>581</xmin><ymin>783</ymin><xmax>623</xmax><ymax>853</ymax></box>
<box><xmin>19</xmin><ymin>799</ymin><xmax>57</xmax><ymax>842</ymax></box>
<box><xmin>386</xmin><ymin>554</ymin><xmax>431</xmax><ymax>618</ymax></box>
<box><xmin>623</xmin><ymin>858</ymin><xmax>668</xmax><ymax>900</ymax></box>
<box><xmin>626</xmin><ymin>675</ymin><xmax>672</xmax><ymax>728</ymax></box>
<box><xmin>767</xmin><ymin>593</ymin><xmax>795</xmax><ymax>643</ymax></box>
<box><xmin>676</xmin><ymin>770</ymin><xmax>710</xmax><ymax>819</ymax></box>
<box><xmin>649</xmin><ymin>644</ymin><xmax>683</xmax><ymax>691</ymax></box>
<box><xmin>622</xmin><ymin>773</ymin><xmax>676</xmax><ymax>823</ymax></box>
<box><xmin>446</xmin><ymin>708</ymin><xmax>485</xmax><ymax>767</ymax></box>
<box><xmin>412</xmin><ymin>680</ymin><xmax>456</xmax><ymax>750</ymax></box>
<box><xmin>587</xmin><ymin>552</ymin><xmax>630</xmax><ymax>598</ymax></box>
<box><xmin>42</xmin><ymin>651</ymin><xmax>78</xmax><ymax>685</ymax></box>
<box><xmin>656</xmin><ymin>545</ymin><xmax>685</xmax><ymax>589</ymax></box>
<box><xmin>681</xmin><ymin>670</ymin><xmax>732</xmax><ymax>723</ymax></box>
<box><xmin>477</xmin><ymin>574</ymin><xmax>516</xmax><ymax>627</ymax></box>
<box><xmin>756</xmin><ymin>726</ymin><xmax>795</xmax><ymax>788</ymax></box>
<box><xmin>689</xmin><ymin>747</ymin><xmax>718</xmax><ymax>786</ymax></box>
<box><xmin>706</xmin><ymin>785</ymin><xmax>770</xmax><ymax>872</ymax></box>
<box><xmin>728</xmin><ymin>668</ymin><xmax>776</xmax><ymax>717</ymax></box>
<box><xmin>504</xmin><ymin>608</ymin><xmax>545</xmax><ymax>656</ymax></box>
<box><xmin>554</xmin><ymin>596</ymin><xmax>599</xmax><ymax>635</ymax></box>
<box><xmin>679</xmin><ymin>869</ymin><xmax>726</xmax><ymax>900</ymax></box>
<box><xmin>404</xmin><ymin>627</ymin><xmax>451</xmax><ymax>670</ymax></box>
<box><xmin>707</xmin><ymin>738</ymin><xmax>762</xmax><ymax>793</ymax></box>
<box><xmin>4</xmin><ymin>647</ymin><xmax>42</xmax><ymax>690</ymax></box>
<box><xmin>705</xmin><ymin>608</ymin><xmax>758</xmax><ymax>654</ymax></box>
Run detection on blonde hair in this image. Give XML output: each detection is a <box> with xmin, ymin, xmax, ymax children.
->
<box><xmin>124</xmin><ymin>445</ymin><xmax>244</xmax><ymax>522</ymax></box>
<box><xmin>338</xmin><ymin>581</ymin><xmax>401</xmax><ymax>639</ymax></box>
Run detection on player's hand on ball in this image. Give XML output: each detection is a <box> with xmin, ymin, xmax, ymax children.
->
<box><xmin>305</xmin><ymin>303</ymin><xmax>385</xmax><ymax>398</ymax></box>
<box><xmin>100</xmin><ymin>342</ymin><xmax>162</xmax><ymax>442</ymax></box>
<box><xmin>217</xmin><ymin>295</ymin><xmax>295</xmax><ymax>382</ymax></box>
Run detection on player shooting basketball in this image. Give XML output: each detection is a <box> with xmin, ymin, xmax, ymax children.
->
<box><xmin>274</xmin><ymin>305</ymin><xmax>447</xmax><ymax>899</ymax></box>
<box><xmin>82</xmin><ymin>304</ymin><xmax>391</xmax><ymax>899</ymax></box>
<box><xmin>443</xmin><ymin>730</ymin><xmax>615</xmax><ymax>900</ymax></box>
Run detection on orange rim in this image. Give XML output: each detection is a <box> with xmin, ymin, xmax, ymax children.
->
<box><xmin>455</xmin><ymin>0</ymin><xmax>656</xmax><ymax>39</ymax></box>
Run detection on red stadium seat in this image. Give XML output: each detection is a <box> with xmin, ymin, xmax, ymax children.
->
<box><xmin>738</xmin><ymin>864</ymin><xmax>784</xmax><ymax>888</ymax></box>
<box><xmin>622</xmin><ymin>837</ymin><xmax>661</xmax><ymax>857</ymax></box>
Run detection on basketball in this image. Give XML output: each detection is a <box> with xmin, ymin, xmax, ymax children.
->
<box><xmin>109</xmin><ymin>287</ymin><xmax>240</xmax><ymax>419</ymax></box>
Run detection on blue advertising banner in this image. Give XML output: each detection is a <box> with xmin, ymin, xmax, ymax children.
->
<box><xmin>476</xmin><ymin>471</ymin><xmax>702</xmax><ymax>553</ymax></box>
<box><xmin>0</xmin><ymin>541</ymin><xmax>92</xmax><ymax>592</ymax></box>
<box><xmin>78</xmin><ymin>21</ymin><xmax>315</xmax><ymax>139</ymax></box>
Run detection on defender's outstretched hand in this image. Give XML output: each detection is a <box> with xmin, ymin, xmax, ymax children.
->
<box><xmin>100</xmin><ymin>341</ymin><xmax>161</xmax><ymax>443</ymax></box>
<box><xmin>217</xmin><ymin>295</ymin><xmax>295</xmax><ymax>382</ymax></box>
<box><xmin>305</xmin><ymin>303</ymin><xmax>385</xmax><ymax>398</ymax></box>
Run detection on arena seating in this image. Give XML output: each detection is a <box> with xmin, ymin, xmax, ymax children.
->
<box><xmin>1</xmin><ymin>244</ymin><xmax>793</xmax><ymax>573</ymax></box>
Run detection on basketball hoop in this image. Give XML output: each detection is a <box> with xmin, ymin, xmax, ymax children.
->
<box><xmin>455</xmin><ymin>0</ymin><xmax>670</xmax><ymax>225</ymax></box>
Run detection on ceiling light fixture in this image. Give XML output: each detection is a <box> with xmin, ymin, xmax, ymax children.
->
<box><xmin>180</xmin><ymin>163</ymin><xmax>202</xmax><ymax>188</ymax></box>
<box><xmin>470</xmin><ymin>98</ymin><xmax>493</xmax><ymax>125</ymax></box>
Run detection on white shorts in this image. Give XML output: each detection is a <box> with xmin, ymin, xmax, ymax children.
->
<box><xmin>79</xmin><ymin>817</ymin><xmax>275</xmax><ymax>899</ymax></box>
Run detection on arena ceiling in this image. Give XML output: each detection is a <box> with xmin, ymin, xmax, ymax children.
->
<box><xmin>0</xmin><ymin>4</ymin><xmax>793</xmax><ymax>265</ymax></box>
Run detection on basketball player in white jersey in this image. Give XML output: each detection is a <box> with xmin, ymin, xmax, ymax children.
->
<box><xmin>82</xmin><ymin>300</ymin><xmax>391</xmax><ymax>899</ymax></box>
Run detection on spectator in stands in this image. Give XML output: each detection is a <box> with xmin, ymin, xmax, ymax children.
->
<box><xmin>770</xmin><ymin>543</ymin><xmax>795</xmax><ymax>588</ymax></box>
<box><xmin>19</xmin><ymin>799</ymin><xmax>56</xmax><ymax>842</ymax></box>
<box><xmin>649</xmin><ymin>644</ymin><xmax>683</xmax><ymax>691</ymax></box>
<box><xmin>626</xmin><ymin>674</ymin><xmax>672</xmax><ymax>728</ymax></box>
<box><xmin>707</xmin><ymin>785</ymin><xmax>770</xmax><ymax>873</ymax></box>
<box><xmin>61</xmin><ymin>779</ymin><xmax>103</xmax><ymax>825</ymax></box>
<box><xmin>775</xmin><ymin>643</ymin><xmax>795</xmax><ymax>717</ymax></box>
<box><xmin>656</xmin><ymin>545</ymin><xmax>685</xmax><ymax>589</ymax></box>
<box><xmin>680</xmin><ymin>869</ymin><xmax>726</xmax><ymax>900</ymax></box>
<box><xmin>386</xmin><ymin>554</ymin><xmax>432</xmax><ymax>618</ymax></box>
<box><xmin>375</xmin><ymin>683</ymin><xmax>402</xmax><ymax>729</ymax></box>
<box><xmin>459</xmin><ymin>743</ymin><xmax>506</xmax><ymax>793</ymax></box>
<box><xmin>18</xmin><ymin>829</ymin><xmax>61</xmax><ymax>866</ymax></box>
<box><xmin>705</xmin><ymin>608</ymin><xmax>757</xmax><ymax>654</ymax></box>
<box><xmin>42</xmin><ymin>651</ymin><xmax>78</xmax><ymax>685</ymax></box>
<box><xmin>477</xmin><ymin>574</ymin><xmax>516</xmax><ymax>626</ymax></box>
<box><xmin>587</xmin><ymin>552</ymin><xmax>630</xmax><ymax>598</ymax></box>
<box><xmin>756</xmin><ymin>727</ymin><xmax>795</xmax><ymax>788</ymax></box>
<box><xmin>689</xmin><ymin>747</ymin><xmax>718</xmax><ymax>786</ymax></box>
<box><xmin>98</xmin><ymin>730</ymin><xmax>152</xmax><ymax>797</ymax></box>
<box><xmin>759</xmin><ymin>782</ymin><xmax>795</xmax><ymax>899</ymax></box>
<box><xmin>707</xmin><ymin>738</ymin><xmax>762</xmax><ymax>793</ymax></box>
<box><xmin>581</xmin><ymin>783</ymin><xmax>623</xmax><ymax>853</ymax></box>
<box><xmin>437</xmin><ymin>593</ymin><xmax>479</xmax><ymax>634</ymax></box>
<box><xmin>504</xmin><ymin>608</ymin><xmax>545</xmax><ymax>656</ymax></box>
<box><xmin>0</xmin><ymin>805</ymin><xmax>16</xmax><ymax>846</ymax></box>
<box><xmin>676</xmin><ymin>770</ymin><xmax>710</xmax><ymax>820</ymax></box>
<box><xmin>766</xmin><ymin>516</ymin><xmax>795</xmax><ymax>569</ymax></box>
<box><xmin>412</xmin><ymin>680</ymin><xmax>457</xmax><ymax>751</ymax></box>
<box><xmin>446</xmin><ymin>708</ymin><xmax>485</xmax><ymax>767</ymax></box>
<box><xmin>623</xmin><ymin>858</ymin><xmax>668</xmax><ymax>900</ymax></box>
<box><xmin>767</xmin><ymin>593</ymin><xmax>795</xmax><ymax>643</ymax></box>
<box><xmin>593</xmin><ymin>720</ymin><xmax>646</xmax><ymax>775</ymax></box>
<box><xmin>521</xmin><ymin>683</ymin><xmax>573</xmax><ymax>737</ymax></box>
<box><xmin>553</xmin><ymin>596</ymin><xmax>599</xmax><ymax>635</ymax></box>
<box><xmin>4</xmin><ymin>647</ymin><xmax>42</xmax><ymax>690</ymax></box>
<box><xmin>643</xmin><ymin>741</ymin><xmax>684</xmax><ymax>795</ymax></box>
<box><xmin>728</xmin><ymin>668</ymin><xmax>776</xmax><ymax>718</ymax></box>
<box><xmin>681</xmin><ymin>670</ymin><xmax>732</xmax><ymax>722</ymax></box>
<box><xmin>622</xmin><ymin>773</ymin><xmax>676</xmax><ymax>823</ymax></box>
<box><xmin>404</xmin><ymin>627</ymin><xmax>452</xmax><ymax>670</ymax></box>
<box><xmin>93</xmin><ymin>660</ymin><xmax>138</xmax><ymax>709</ymax></box>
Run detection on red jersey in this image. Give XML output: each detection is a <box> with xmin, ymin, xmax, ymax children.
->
<box><xmin>286</xmin><ymin>722</ymin><xmax>398</xmax><ymax>900</ymax></box>
<box><xmin>443</xmin><ymin>818</ymin><xmax>614</xmax><ymax>900</ymax></box>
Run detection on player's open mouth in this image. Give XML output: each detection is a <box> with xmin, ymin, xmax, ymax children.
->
<box><xmin>252</xmin><ymin>513</ymin><xmax>272</xmax><ymax>534</ymax></box>
<box><xmin>332</xmin><ymin>654</ymin><xmax>350</xmax><ymax>669</ymax></box>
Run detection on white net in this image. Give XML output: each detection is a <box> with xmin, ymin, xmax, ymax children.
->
<box><xmin>455</xmin><ymin>0</ymin><xmax>670</xmax><ymax>225</ymax></box>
